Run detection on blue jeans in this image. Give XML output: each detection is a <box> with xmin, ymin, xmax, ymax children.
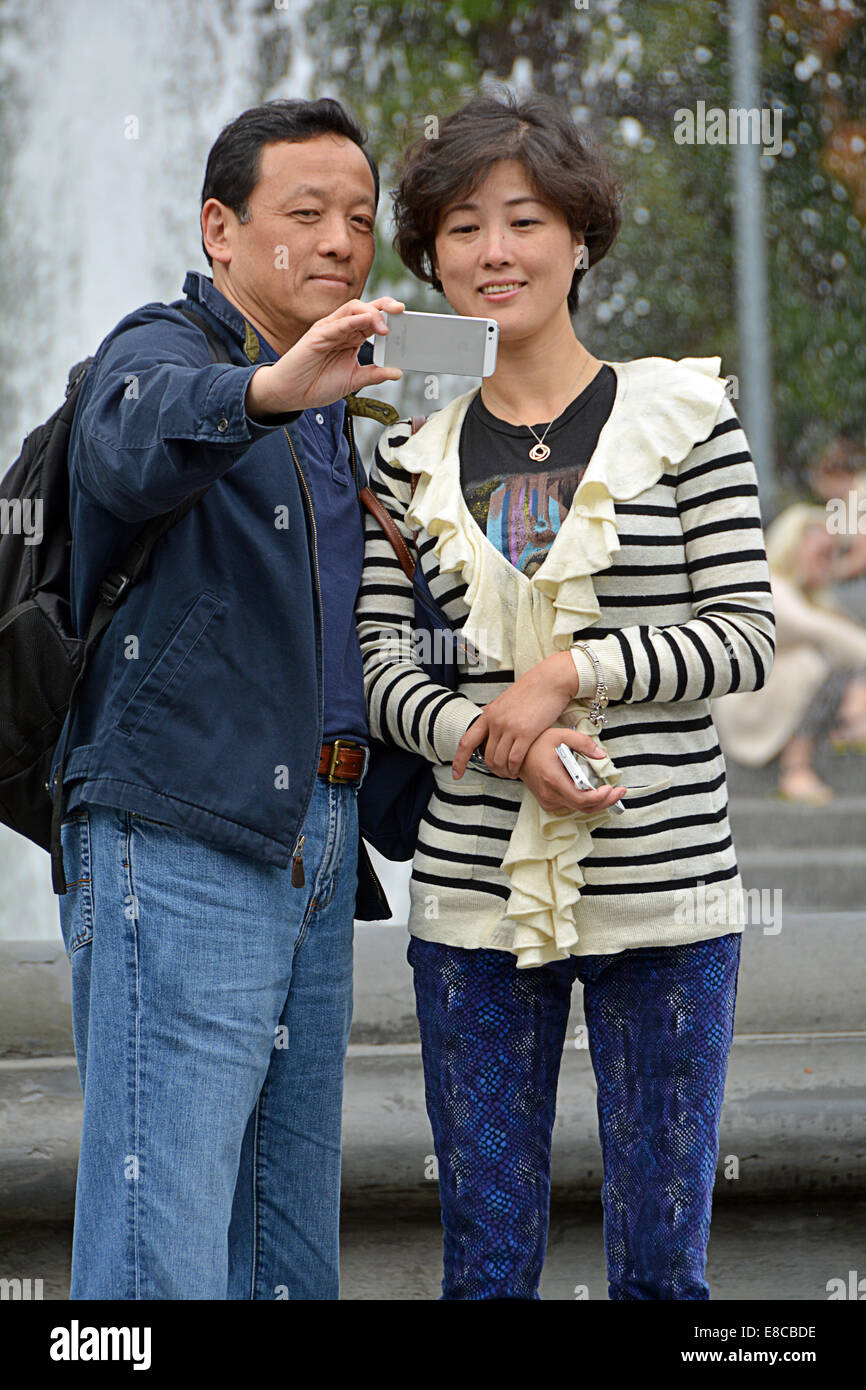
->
<box><xmin>409</xmin><ymin>932</ymin><xmax>742</xmax><ymax>1301</ymax></box>
<box><xmin>57</xmin><ymin>776</ymin><xmax>358</xmax><ymax>1299</ymax></box>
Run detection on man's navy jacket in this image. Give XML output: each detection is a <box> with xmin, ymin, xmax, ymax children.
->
<box><xmin>50</xmin><ymin>270</ymin><xmax>390</xmax><ymax>919</ymax></box>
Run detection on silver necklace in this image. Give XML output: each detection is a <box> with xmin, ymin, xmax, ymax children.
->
<box><xmin>482</xmin><ymin>350</ymin><xmax>596</xmax><ymax>462</ymax></box>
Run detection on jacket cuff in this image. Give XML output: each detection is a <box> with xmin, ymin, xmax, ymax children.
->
<box><xmin>246</xmin><ymin>406</ymin><xmax>303</xmax><ymax>429</ymax></box>
<box><xmin>200</xmin><ymin>364</ymin><xmax>301</xmax><ymax>443</ymax></box>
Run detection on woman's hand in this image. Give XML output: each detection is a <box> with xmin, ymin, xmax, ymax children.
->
<box><xmin>518</xmin><ymin>727</ymin><xmax>627</xmax><ymax>816</ymax></box>
<box><xmin>245</xmin><ymin>297</ymin><xmax>405</xmax><ymax>418</ymax></box>
<box><xmin>452</xmin><ymin>649</ymin><xmax>582</xmax><ymax>779</ymax></box>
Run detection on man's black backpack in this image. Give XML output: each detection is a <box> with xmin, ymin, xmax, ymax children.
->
<box><xmin>0</xmin><ymin>307</ymin><xmax>231</xmax><ymax>893</ymax></box>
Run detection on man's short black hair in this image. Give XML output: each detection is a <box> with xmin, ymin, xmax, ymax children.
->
<box><xmin>200</xmin><ymin>97</ymin><xmax>379</xmax><ymax>266</ymax></box>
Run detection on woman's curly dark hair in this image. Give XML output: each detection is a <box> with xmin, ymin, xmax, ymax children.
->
<box><xmin>391</xmin><ymin>90</ymin><xmax>623</xmax><ymax>314</ymax></box>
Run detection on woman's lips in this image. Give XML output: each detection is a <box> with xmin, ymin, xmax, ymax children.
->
<box><xmin>478</xmin><ymin>282</ymin><xmax>526</xmax><ymax>302</ymax></box>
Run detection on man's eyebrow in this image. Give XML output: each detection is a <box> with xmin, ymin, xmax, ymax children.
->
<box><xmin>443</xmin><ymin>195</ymin><xmax>546</xmax><ymax>217</ymax></box>
<box><xmin>282</xmin><ymin>183</ymin><xmax>376</xmax><ymax>210</ymax></box>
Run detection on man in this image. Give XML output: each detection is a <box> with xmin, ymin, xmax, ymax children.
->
<box><xmin>51</xmin><ymin>97</ymin><xmax>405</xmax><ymax>1299</ymax></box>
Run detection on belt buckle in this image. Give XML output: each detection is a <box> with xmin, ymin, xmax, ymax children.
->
<box><xmin>327</xmin><ymin>738</ymin><xmax>367</xmax><ymax>784</ymax></box>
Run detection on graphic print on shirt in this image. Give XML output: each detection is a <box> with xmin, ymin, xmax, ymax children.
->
<box><xmin>463</xmin><ymin>465</ymin><xmax>589</xmax><ymax>577</ymax></box>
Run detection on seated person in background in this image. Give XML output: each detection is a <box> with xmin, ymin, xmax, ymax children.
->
<box><xmin>712</xmin><ymin>503</ymin><xmax>866</xmax><ymax>803</ymax></box>
<box><xmin>808</xmin><ymin>435</ymin><xmax>866</xmax><ymax>627</ymax></box>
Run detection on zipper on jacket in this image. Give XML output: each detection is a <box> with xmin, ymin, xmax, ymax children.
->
<box><xmin>284</xmin><ymin>426</ymin><xmax>324</xmax><ymax>888</ymax></box>
<box><xmin>345</xmin><ymin>410</ymin><xmax>359</xmax><ymax>493</ymax></box>
<box><xmin>291</xmin><ymin>832</ymin><xmax>306</xmax><ymax>887</ymax></box>
<box><xmin>345</xmin><ymin>406</ymin><xmax>393</xmax><ymax>919</ymax></box>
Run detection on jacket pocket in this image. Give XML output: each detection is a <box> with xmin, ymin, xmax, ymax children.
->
<box><xmin>116</xmin><ymin>590</ymin><xmax>224</xmax><ymax>737</ymax></box>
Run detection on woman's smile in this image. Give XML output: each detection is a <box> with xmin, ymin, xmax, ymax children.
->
<box><xmin>477</xmin><ymin>279</ymin><xmax>527</xmax><ymax>302</ymax></box>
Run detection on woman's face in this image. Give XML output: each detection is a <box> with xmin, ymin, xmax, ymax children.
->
<box><xmin>798</xmin><ymin>524</ymin><xmax>836</xmax><ymax>588</ymax></box>
<box><xmin>432</xmin><ymin>159</ymin><xmax>581</xmax><ymax>341</ymax></box>
<box><xmin>809</xmin><ymin>462</ymin><xmax>853</xmax><ymax>502</ymax></box>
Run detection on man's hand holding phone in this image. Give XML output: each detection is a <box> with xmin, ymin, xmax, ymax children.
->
<box><xmin>246</xmin><ymin>297</ymin><xmax>405</xmax><ymax>419</ymax></box>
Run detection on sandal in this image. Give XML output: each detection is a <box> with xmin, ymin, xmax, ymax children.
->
<box><xmin>829</xmin><ymin>730</ymin><xmax>866</xmax><ymax>755</ymax></box>
<box><xmin>776</xmin><ymin>763</ymin><xmax>836</xmax><ymax>804</ymax></box>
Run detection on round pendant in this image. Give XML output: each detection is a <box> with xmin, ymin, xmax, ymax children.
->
<box><xmin>529</xmin><ymin>442</ymin><xmax>551</xmax><ymax>462</ymax></box>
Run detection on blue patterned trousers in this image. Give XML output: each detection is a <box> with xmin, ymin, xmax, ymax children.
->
<box><xmin>408</xmin><ymin>931</ymin><xmax>742</xmax><ymax>1300</ymax></box>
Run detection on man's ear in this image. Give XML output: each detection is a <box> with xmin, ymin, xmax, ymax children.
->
<box><xmin>202</xmin><ymin>198</ymin><xmax>233</xmax><ymax>267</ymax></box>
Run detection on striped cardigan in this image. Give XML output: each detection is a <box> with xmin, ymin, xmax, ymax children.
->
<box><xmin>355</xmin><ymin>356</ymin><xmax>776</xmax><ymax>957</ymax></box>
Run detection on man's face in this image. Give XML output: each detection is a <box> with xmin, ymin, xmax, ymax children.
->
<box><xmin>203</xmin><ymin>133</ymin><xmax>377</xmax><ymax>347</ymax></box>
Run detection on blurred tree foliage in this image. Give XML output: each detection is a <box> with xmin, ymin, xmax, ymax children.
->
<box><xmin>299</xmin><ymin>0</ymin><xmax>865</xmax><ymax>496</ymax></box>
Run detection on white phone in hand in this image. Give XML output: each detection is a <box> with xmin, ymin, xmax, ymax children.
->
<box><xmin>372</xmin><ymin>310</ymin><xmax>499</xmax><ymax>377</ymax></box>
<box><xmin>555</xmin><ymin>742</ymin><xmax>625</xmax><ymax>816</ymax></box>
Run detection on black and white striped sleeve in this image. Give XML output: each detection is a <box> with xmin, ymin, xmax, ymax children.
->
<box><xmin>572</xmin><ymin>396</ymin><xmax>776</xmax><ymax>703</ymax></box>
<box><xmin>355</xmin><ymin>427</ymin><xmax>483</xmax><ymax>763</ymax></box>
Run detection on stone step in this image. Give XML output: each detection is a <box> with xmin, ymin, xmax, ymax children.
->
<box><xmin>726</xmin><ymin>752</ymin><xmax>864</xmax><ymax>799</ymax></box>
<box><xmin>738</xmin><ymin>846</ymin><xmax>866</xmax><ymax>910</ymax></box>
<box><xmin>728</xmin><ymin>796</ymin><xmax>866</xmax><ymax>849</ymax></box>
<box><xmin>3</xmin><ymin>1197</ymin><xmax>864</xmax><ymax>1303</ymax></box>
<box><xmin>349</xmin><ymin>913</ymin><xmax>865</xmax><ymax>1043</ymax></box>
<box><xmin>340</xmin><ymin>1035</ymin><xmax>866</xmax><ymax>1204</ymax></box>
<box><xmin>2</xmin><ymin>1034</ymin><xmax>863</xmax><ymax>1220</ymax></box>
<box><xmin>3</xmin><ymin>912</ymin><xmax>863</xmax><ymax>1059</ymax></box>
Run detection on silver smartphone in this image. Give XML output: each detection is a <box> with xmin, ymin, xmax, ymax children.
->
<box><xmin>555</xmin><ymin>742</ymin><xmax>625</xmax><ymax>816</ymax></box>
<box><xmin>372</xmin><ymin>310</ymin><xmax>499</xmax><ymax>377</ymax></box>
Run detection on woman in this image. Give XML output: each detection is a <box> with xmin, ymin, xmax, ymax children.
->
<box><xmin>355</xmin><ymin>92</ymin><xmax>776</xmax><ymax>1300</ymax></box>
<box><xmin>808</xmin><ymin>437</ymin><xmax>866</xmax><ymax>630</ymax></box>
<box><xmin>713</xmin><ymin>503</ymin><xmax>866</xmax><ymax>801</ymax></box>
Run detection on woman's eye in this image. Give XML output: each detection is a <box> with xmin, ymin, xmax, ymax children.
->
<box><xmin>448</xmin><ymin>219</ymin><xmax>540</xmax><ymax>233</ymax></box>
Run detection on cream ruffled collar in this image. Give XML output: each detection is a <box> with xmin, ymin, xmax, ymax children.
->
<box><xmin>383</xmin><ymin>355</ymin><xmax>730</xmax><ymax>966</ymax></box>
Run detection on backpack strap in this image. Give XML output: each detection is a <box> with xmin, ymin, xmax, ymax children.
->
<box><xmin>49</xmin><ymin>306</ymin><xmax>234</xmax><ymax>893</ymax></box>
<box><xmin>177</xmin><ymin>304</ymin><xmax>234</xmax><ymax>364</ymax></box>
<box><xmin>358</xmin><ymin>416</ymin><xmax>426</xmax><ymax>581</ymax></box>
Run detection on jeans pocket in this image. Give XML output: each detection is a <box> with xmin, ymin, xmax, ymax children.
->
<box><xmin>58</xmin><ymin>811</ymin><xmax>94</xmax><ymax>956</ymax></box>
<box><xmin>128</xmin><ymin>810</ymin><xmax>176</xmax><ymax>831</ymax></box>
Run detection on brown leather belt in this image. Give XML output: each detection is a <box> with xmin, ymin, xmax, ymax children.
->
<box><xmin>317</xmin><ymin>739</ymin><xmax>369</xmax><ymax>783</ymax></box>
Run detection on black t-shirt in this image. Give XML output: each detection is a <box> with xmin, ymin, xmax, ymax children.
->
<box><xmin>459</xmin><ymin>364</ymin><xmax>616</xmax><ymax>578</ymax></box>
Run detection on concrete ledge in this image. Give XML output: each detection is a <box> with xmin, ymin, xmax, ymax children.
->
<box><xmin>351</xmin><ymin>913</ymin><xmax>866</xmax><ymax>1042</ymax></box>
<box><xmin>2</xmin><ymin>1034</ymin><xmax>863</xmax><ymax>1221</ymax></box>
<box><xmin>341</xmin><ymin>1035</ymin><xmax>866</xmax><ymax>1206</ymax></box>
<box><xmin>738</xmin><ymin>847</ymin><xmax>866</xmax><ymax>909</ymax></box>
<box><xmin>725</xmin><ymin>753</ymin><xmax>864</xmax><ymax>797</ymax></box>
<box><xmin>728</xmin><ymin>796</ymin><xmax>866</xmax><ymax>848</ymax></box>
<box><xmin>3</xmin><ymin>912</ymin><xmax>864</xmax><ymax>1056</ymax></box>
<box><xmin>0</xmin><ymin>942</ymin><xmax>73</xmax><ymax>1057</ymax></box>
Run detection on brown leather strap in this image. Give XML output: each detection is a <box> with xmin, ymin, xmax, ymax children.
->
<box><xmin>358</xmin><ymin>415</ymin><xmax>426</xmax><ymax>580</ymax></box>
<box><xmin>318</xmin><ymin>740</ymin><xmax>367</xmax><ymax>781</ymax></box>
<box><xmin>359</xmin><ymin>487</ymin><xmax>415</xmax><ymax>579</ymax></box>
